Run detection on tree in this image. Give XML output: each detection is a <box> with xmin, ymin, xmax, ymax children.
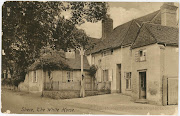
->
<box><xmin>2</xmin><ymin>1</ymin><xmax>108</xmax><ymax>85</ymax></box>
<box><xmin>88</xmin><ymin>65</ymin><xmax>97</xmax><ymax>90</ymax></box>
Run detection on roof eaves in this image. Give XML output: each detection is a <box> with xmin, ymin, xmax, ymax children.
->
<box><xmin>131</xmin><ymin>42</ymin><xmax>157</xmax><ymax>49</ymax></box>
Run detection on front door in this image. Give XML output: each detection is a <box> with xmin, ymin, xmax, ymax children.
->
<box><xmin>139</xmin><ymin>72</ymin><xmax>146</xmax><ymax>99</ymax></box>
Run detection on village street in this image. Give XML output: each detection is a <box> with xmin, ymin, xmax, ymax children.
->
<box><xmin>1</xmin><ymin>89</ymin><xmax>178</xmax><ymax>115</ymax></box>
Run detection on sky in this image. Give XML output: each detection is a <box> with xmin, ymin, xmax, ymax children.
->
<box><xmin>66</xmin><ymin>2</ymin><xmax>178</xmax><ymax>39</ymax></box>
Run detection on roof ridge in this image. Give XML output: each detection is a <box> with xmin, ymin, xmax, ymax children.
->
<box><xmin>150</xmin><ymin>10</ymin><xmax>161</xmax><ymax>23</ymax></box>
<box><xmin>121</xmin><ymin>20</ymin><xmax>134</xmax><ymax>46</ymax></box>
<box><xmin>131</xmin><ymin>23</ymin><xmax>145</xmax><ymax>49</ymax></box>
<box><xmin>143</xmin><ymin>24</ymin><xmax>158</xmax><ymax>43</ymax></box>
<box><xmin>143</xmin><ymin>22</ymin><xmax>179</xmax><ymax>29</ymax></box>
<box><xmin>136</xmin><ymin>10</ymin><xmax>160</xmax><ymax>20</ymax></box>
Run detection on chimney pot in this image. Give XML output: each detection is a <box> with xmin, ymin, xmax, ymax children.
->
<box><xmin>160</xmin><ymin>2</ymin><xmax>178</xmax><ymax>27</ymax></box>
<box><xmin>102</xmin><ymin>15</ymin><xmax>113</xmax><ymax>40</ymax></box>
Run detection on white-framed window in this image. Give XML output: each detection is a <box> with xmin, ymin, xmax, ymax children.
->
<box><xmin>102</xmin><ymin>69</ymin><xmax>109</xmax><ymax>82</ymax></box>
<box><xmin>67</xmin><ymin>71</ymin><xmax>73</xmax><ymax>82</ymax></box>
<box><xmin>135</xmin><ymin>49</ymin><xmax>146</xmax><ymax>62</ymax></box>
<box><xmin>33</xmin><ymin>71</ymin><xmax>37</xmax><ymax>83</ymax></box>
<box><xmin>124</xmin><ymin>72</ymin><xmax>131</xmax><ymax>90</ymax></box>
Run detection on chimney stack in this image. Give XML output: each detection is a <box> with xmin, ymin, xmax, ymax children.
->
<box><xmin>102</xmin><ymin>15</ymin><xmax>113</xmax><ymax>40</ymax></box>
<box><xmin>160</xmin><ymin>2</ymin><xmax>178</xmax><ymax>27</ymax></box>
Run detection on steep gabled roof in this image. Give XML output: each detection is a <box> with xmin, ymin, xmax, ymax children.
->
<box><xmin>131</xmin><ymin>23</ymin><xmax>179</xmax><ymax>49</ymax></box>
<box><xmin>87</xmin><ymin>10</ymin><xmax>161</xmax><ymax>54</ymax></box>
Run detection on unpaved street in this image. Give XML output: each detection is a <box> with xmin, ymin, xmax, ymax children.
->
<box><xmin>1</xmin><ymin>89</ymin><xmax>178</xmax><ymax>115</ymax></box>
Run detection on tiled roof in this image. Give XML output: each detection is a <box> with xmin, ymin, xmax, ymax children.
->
<box><xmin>132</xmin><ymin>23</ymin><xmax>179</xmax><ymax>49</ymax></box>
<box><xmin>86</xmin><ymin>21</ymin><xmax>132</xmax><ymax>54</ymax></box>
<box><xmin>87</xmin><ymin>10</ymin><xmax>163</xmax><ymax>54</ymax></box>
<box><xmin>28</xmin><ymin>50</ymin><xmax>90</xmax><ymax>71</ymax></box>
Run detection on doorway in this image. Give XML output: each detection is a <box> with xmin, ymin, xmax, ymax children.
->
<box><xmin>117</xmin><ymin>64</ymin><xmax>121</xmax><ymax>93</ymax></box>
<box><xmin>139</xmin><ymin>71</ymin><xmax>146</xmax><ymax>99</ymax></box>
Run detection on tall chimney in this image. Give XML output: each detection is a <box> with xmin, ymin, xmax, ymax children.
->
<box><xmin>102</xmin><ymin>15</ymin><xmax>113</xmax><ymax>40</ymax></box>
<box><xmin>160</xmin><ymin>2</ymin><xmax>178</xmax><ymax>27</ymax></box>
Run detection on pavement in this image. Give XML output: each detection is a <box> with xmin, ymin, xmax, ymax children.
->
<box><xmin>1</xmin><ymin>89</ymin><xmax>178</xmax><ymax>115</ymax></box>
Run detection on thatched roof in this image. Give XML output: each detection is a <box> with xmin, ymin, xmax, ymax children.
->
<box><xmin>28</xmin><ymin>50</ymin><xmax>90</xmax><ymax>71</ymax></box>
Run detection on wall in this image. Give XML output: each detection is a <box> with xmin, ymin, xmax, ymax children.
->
<box><xmin>44</xmin><ymin>70</ymin><xmax>91</xmax><ymax>91</ymax></box>
<box><xmin>89</xmin><ymin>48</ymin><xmax>122</xmax><ymax>93</ymax></box>
<box><xmin>28</xmin><ymin>70</ymin><xmax>44</xmax><ymax>92</ymax></box>
<box><xmin>43</xmin><ymin>90</ymin><xmax>99</xmax><ymax>99</ymax></box>
<box><xmin>164</xmin><ymin>46</ymin><xmax>179</xmax><ymax>77</ymax></box>
<box><xmin>18</xmin><ymin>74</ymin><xmax>29</xmax><ymax>92</ymax></box>
<box><xmin>121</xmin><ymin>46</ymin><xmax>133</xmax><ymax>96</ymax></box>
<box><xmin>19</xmin><ymin>69</ymin><xmax>92</xmax><ymax>93</ymax></box>
<box><xmin>18</xmin><ymin>70</ymin><xmax>44</xmax><ymax>93</ymax></box>
<box><xmin>132</xmin><ymin>44</ymin><xmax>162</xmax><ymax>105</ymax></box>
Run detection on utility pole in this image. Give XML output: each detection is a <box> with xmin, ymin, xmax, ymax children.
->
<box><xmin>79</xmin><ymin>46</ymin><xmax>85</xmax><ymax>97</ymax></box>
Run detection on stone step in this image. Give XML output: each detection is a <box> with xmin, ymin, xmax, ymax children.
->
<box><xmin>135</xmin><ymin>99</ymin><xmax>149</xmax><ymax>104</ymax></box>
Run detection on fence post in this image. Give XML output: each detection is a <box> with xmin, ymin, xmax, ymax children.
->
<box><xmin>162</xmin><ymin>76</ymin><xmax>168</xmax><ymax>106</ymax></box>
<box><xmin>58</xmin><ymin>81</ymin><xmax>59</xmax><ymax>91</ymax></box>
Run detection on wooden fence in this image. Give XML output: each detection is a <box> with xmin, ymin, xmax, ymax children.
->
<box><xmin>44</xmin><ymin>80</ymin><xmax>94</xmax><ymax>91</ymax></box>
<box><xmin>163</xmin><ymin>76</ymin><xmax>178</xmax><ymax>105</ymax></box>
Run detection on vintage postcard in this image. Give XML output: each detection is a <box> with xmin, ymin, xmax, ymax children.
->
<box><xmin>1</xmin><ymin>1</ymin><xmax>179</xmax><ymax>115</ymax></box>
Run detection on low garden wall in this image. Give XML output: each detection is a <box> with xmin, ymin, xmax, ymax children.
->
<box><xmin>42</xmin><ymin>90</ymin><xmax>101</xmax><ymax>99</ymax></box>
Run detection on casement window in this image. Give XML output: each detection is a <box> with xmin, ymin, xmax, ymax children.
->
<box><xmin>135</xmin><ymin>49</ymin><xmax>146</xmax><ymax>62</ymax></box>
<box><xmin>102</xmin><ymin>70</ymin><xmax>109</xmax><ymax>82</ymax></box>
<box><xmin>124</xmin><ymin>72</ymin><xmax>131</xmax><ymax>90</ymax></box>
<box><xmin>33</xmin><ymin>71</ymin><xmax>37</xmax><ymax>83</ymax></box>
<box><xmin>67</xmin><ymin>71</ymin><xmax>73</xmax><ymax>82</ymax></box>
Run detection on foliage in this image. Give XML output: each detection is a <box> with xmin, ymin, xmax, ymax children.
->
<box><xmin>2</xmin><ymin>78</ymin><xmax>13</xmax><ymax>86</ymax></box>
<box><xmin>2</xmin><ymin>1</ymin><xmax>108</xmax><ymax>86</ymax></box>
<box><xmin>88</xmin><ymin>65</ymin><xmax>97</xmax><ymax>78</ymax></box>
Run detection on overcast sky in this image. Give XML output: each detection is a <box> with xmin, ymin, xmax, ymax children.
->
<box><xmin>62</xmin><ymin>2</ymin><xmax>179</xmax><ymax>38</ymax></box>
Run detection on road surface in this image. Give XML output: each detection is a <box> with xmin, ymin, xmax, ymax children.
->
<box><xmin>1</xmin><ymin>89</ymin><xmax>178</xmax><ymax>115</ymax></box>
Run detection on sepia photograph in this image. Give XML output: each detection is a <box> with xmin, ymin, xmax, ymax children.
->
<box><xmin>1</xmin><ymin>1</ymin><xmax>179</xmax><ymax>115</ymax></box>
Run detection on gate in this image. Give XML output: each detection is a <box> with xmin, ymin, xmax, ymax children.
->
<box><xmin>163</xmin><ymin>76</ymin><xmax>178</xmax><ymax>105</ymax></box>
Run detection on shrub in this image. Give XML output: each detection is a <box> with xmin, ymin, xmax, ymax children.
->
<box><xmin>88</xmin><ymin>65</ymin><xmax>97</xmax><ymax>78</ymax></box>
<box><xmin>2</xmin><ymin>78</ymin><xmax>13</xmax><ymax>86</ymax></box>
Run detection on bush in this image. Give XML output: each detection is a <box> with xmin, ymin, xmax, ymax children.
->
<box><xmin>2</xmin><ymin>78</ymin><xmax>13</xmax><ymax>86</ymax></box>
<box><xmin>12</xmin><ymin>78</ymin><xmax>25</xmax><ymax>87</ymax></box>
<box><xmin>88</xmin><ymin>65</ymin><xmax>97</xmax><ymax>78</ymax></box>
